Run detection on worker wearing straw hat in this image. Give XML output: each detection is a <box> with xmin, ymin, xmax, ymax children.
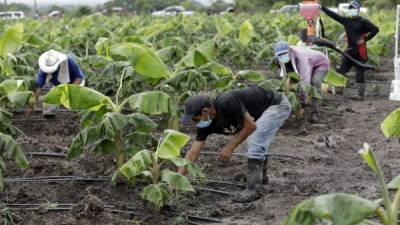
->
<box><xmin>28</xmin><ymin>50</ymin><xmax>84</xmax><ymax>118</ymax></box>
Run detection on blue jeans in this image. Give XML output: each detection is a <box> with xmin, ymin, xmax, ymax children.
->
<box><xmin>247</xmin><ymin>95</ymin><xmax>292</xmax><ymax>160</ymax></box>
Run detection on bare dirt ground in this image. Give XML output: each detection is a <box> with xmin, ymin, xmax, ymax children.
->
<box><xmin>1</xmin><ymin>59</ymin><xmax>400</xmax><ymax>225</ymax></box>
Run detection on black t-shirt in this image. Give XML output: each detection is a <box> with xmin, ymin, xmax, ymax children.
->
<box><xmin>195</xmin><ymin>86</ymin><xmax>281</xmax><ymax>141</ymax></box>
<box><xmin>322</xmin><ymin>6</ymin><xmax>379</xmax><ymax>52</ymax></box>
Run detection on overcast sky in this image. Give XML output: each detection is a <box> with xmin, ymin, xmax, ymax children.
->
<box><xmin>7</xmin><ymin>0</ymin><xmax>234</xmax><ymax>6</ymax></box>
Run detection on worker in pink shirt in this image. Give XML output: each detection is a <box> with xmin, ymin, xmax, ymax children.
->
<box><xmin>274</xmin><ymin>41</ymin><xmax>330</xmax><ymax>122</ymax></box>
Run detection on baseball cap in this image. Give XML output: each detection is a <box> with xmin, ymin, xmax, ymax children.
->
<box><xmin>180</xmin><ymin>95</ymin><xmax>212</xmax><ymax>126</ymax></box>
<box><xmin>349</xmin><ymin>0</ymin><xmax>361</xmax><ymax>9</ymax></box>
<box><xmin>274</xmin><ymin>41</ymin><xmax>290</xmax><ymax>56</ymax></box>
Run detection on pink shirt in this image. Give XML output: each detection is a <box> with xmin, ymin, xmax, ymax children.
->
<box><xmin>289</xmin><ymin>46</ymin><xmax>330</xmax><ymax>85</ymax></box>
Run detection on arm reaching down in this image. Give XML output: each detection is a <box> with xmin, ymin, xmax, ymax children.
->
<box><xmin>219</xmin><ymin>112</ymin><xmax>257</xmax><ymax>161</ymax></box>
<box><xmin>178</xmin><ymin>141</ymin><xmax>205</xmax><ymax>175</ymax></box>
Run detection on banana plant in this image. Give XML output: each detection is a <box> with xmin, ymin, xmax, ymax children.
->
<box><xmin>0</xmin><ymin>79</ymin><xmax>32</xmax><ymax>191</ymax></box>
<box><xmin>285</xmin><ymin>108</ymin><xmax>400</xmax><ymax>225</ymax></box>
<box><xmin>43</xmin><ymin>83</ymin><xmax>178</xmax><ymax>168</ymax></box>
<box><xmin>113</xmin><ymin>129</ymin><xmax>204</xmax><ymax>210</ymax></box>
<box><xmin>284</xmin><ymin>143</ymin><xmax>400</xmax><ymax>225</ymax></box>
<box><xmin>0</xmin><ymin>23</ymin><xmax>24</xmax><ymax>78</ymax></box>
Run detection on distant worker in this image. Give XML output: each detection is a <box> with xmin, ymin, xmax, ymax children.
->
<box><xmin>275</xmin><ymin>41</ymin><xmax>330</xmax><ymax>123</ymax></box>
<box><xmin>29</xmin><ymin>50</ymin><xmax>84</xmax><ymax>118</ymax></box>
<box><xmin>179</xmin><ymin>85</ymin><xmax>292</xmax><ymax>203</ymax></box>
<box><xmin>321</xmin><ymin>0</ymin><xmax>379</xmax><ymax>100</ymax></box>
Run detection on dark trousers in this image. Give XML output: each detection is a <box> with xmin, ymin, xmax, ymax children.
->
<box><xmin>337</xmin><ymin>50</ymin><xmax>366</xmax><ymax>84</ymax></box>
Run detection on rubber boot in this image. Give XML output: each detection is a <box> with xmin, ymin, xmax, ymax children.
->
<box><xmin>309</xmin><ymin>99</ymin><xmax>326</xmax><ymax>124</ymax></box>
<box><xmin>358</xmin><ymin>83</ymin><xmax>366</xmax><ymax>100</ymax></box>
<box><xmin>233</xmin><ymin>159</ymin><xmax>263</xmax><ymax>203</ymax></box>
<box><xmin>263</xmin><ymin>157</ymin><xmax>269</xmax><ymax>184</ymax></box>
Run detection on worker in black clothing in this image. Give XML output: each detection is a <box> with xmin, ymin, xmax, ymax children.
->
<box><xmin>321</xmin><ymin>0</ymin><xmax>379</xmax><ymax>99</ymax></box>
<box><xmin>179</xmin><ymin>86</ymin><xmax>292</xmax><ymax>202</ymax></box>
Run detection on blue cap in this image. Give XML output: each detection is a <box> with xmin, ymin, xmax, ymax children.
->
<box><xmin>274</xmin><ymin>41</ymin><xmax>290</xmax><ymax>56</ymax></box>
<box><xmin>349</xmin><ymin>0</ymin><xmax>361</xmax><ymax>9</ymax></box>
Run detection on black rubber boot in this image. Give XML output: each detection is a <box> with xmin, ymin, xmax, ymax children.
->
<box><xmin>358</xmin><ymin>83</ymin><xmax>366</xmax><ymax>100</ymax></box>
<box><xmin>233</xmin><ymin>159</ymin><xmax>263</xmax><ymax>203</ymax></box>
<box><xmin>263</xmin><ymin>158</ymin><xmax>268</xmax><ymax>184</ymax></box>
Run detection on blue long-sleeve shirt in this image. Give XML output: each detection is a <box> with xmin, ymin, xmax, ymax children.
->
<box><xmin>36</xmin><ymin>56</ymin><xmax>84</xmax><ymax>88</ymax></box>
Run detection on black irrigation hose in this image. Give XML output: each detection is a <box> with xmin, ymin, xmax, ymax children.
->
<box><xmin>196</xmin><ymin>187</ymin><xmax>235</xmax><ymax>196</ymax></box>
<box><xmin>27</xmin><ymin>151</ymin><xmax>304</xmax><ymax>161</ymax></box>
<box><xmin>4</xmin><ymin>176</ymin><xmax>111</xmax><ymax>183</ymax></box>
<box><xmin>200</xmin><ymin>151</ymin><xmax>304</xmax><ymax>161</ymax></box>
<box><xmin>26</xmin><ymin>152</ymin><xmax>68</xmax><ymax>158</ymax></box>
<box><xmin>203</xmin><ymin>180</ymin><xmax>245</xmax><ymax>188</ymax></box>
<box><xmin>4</xmin><ymin>176</ymin><xmax>235</xmax><ymax>197</ymax></box>
<box><xmin>1</xmin><ymin>203</ymin><xmax>215</xmax><ymax>224</ymax></box>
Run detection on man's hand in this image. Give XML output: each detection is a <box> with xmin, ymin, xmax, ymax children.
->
<box><xmin>219</xmin><ymin>147</ymin><xmax>234</xmax><ymax>162</ymax></box>
<box><xmin>25</xmin><ymin>105</ymin><xmax>35</xmax><ymax>118</ymax></box>
<box><xmin>297</xmin><ymin>108</ymin><xmax>305</xmax><ymax>120</ymax></box>
<box><xmin>357</xmin><ymin>38</ymin><xmax>365</xmax><ymax>45</ymax></box>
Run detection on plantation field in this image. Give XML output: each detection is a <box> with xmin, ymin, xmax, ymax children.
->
<box><xmin>1</xmin><ymin>11</ymin><xmax>400</xmax><ymax>225</ymax></box>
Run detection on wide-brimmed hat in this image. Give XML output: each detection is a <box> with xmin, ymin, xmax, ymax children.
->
<box><xmin>38</xmin><ymin>50</ymin><xmax>67</xmax><ymax>74</ymax></box>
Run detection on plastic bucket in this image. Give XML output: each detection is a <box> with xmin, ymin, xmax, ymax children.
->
<box><xmin>299</xmin><ymin>3</ymin><xmax>320</xmax><ymax>20</ymax></box>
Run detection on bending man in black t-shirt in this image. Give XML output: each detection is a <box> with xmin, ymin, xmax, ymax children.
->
<box><xmin>179</xmin><ymin>86</ymin><xmax>292</xmax><ymax>202</ymax></box>
<box><xmin>321</xmin><ymin>0</ymin><xmax>379</xmax><ymax>99</ymax></box>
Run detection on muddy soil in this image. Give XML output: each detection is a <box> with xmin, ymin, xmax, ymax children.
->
<box><xmin>1</xmin><ymin>60</ymin><xmax>400</xmax><ymax>225</ymax></box>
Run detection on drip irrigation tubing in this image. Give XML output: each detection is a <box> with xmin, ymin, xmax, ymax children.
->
<box><xmin>26</xmin><ymin>152</ymin><xmax>68</xmax><ymax>157</ymax></box>
<box><xmin>1</xmin><ymin>203</ymin><xmax>220</xmax><ymax>224</ymax></box>
<box><xmin>4</xmin><ymin>176</ymin><xmax>111</xmax><ymax>183</ymax></box>
<box><xmin>3</xmin><ymin>176</ymin><xmax>236</xmax><ymax>197</ymax></box>
<box><xmin>199</xmin><ymin>151</ymin><xmax>304</xmax><ymax>161</ymax></box>
<box><xmin>27</xmin><ymin>151</ymin><xmax>304</xmax><ymax>161</ymax></box>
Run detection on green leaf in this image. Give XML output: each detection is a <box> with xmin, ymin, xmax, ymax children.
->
<box><xmin>287</xmin><ymin>92</ymin><xmax>301</xmax><ymax>113</ymax></box>
<box><xmin>358</xmin><ymin>143</ymin><xmax>378</xmax><ymax>174</ymax></box>
<box><xmin>140</xmin><ymin>184</ymin><xmax>169</xmax><ymax>209</ymax></box>
<box><xmin>97</xmin><ymin>113</ymin><xmax>129</xmax><ymax>140</ymax></box>
<box><xmin>161</xmin><ymin>170</ymin><xmax>194</xmax><ymax>192</ymax></box>
<box><xmin>170</xmin><ymin>158</ymin><xmax>189</xmax><ymax>167</ymax></box>
<box><xmin>239</xmin><ymin>20</ymin><xmax>254</xmax><ymax>46</ymax></box>
<box><xmin>110</xmin><ymin>43</ymin><xmax>170</xmax><ymax>79</ymax></box>
<box><xmin>380</xmin><ymin>108</ymin><xmax>400</xmax><ymax>138</ymax></box>
<box><xmin>0</xmin><ymin>132</ymin><xmax>29</xmax><ymax>170</ymax></box>
<box><xmin>199</xmin><ymin>62</ymin><xmax>232</xmax><ymax>77</ymax></box>
<box><xmin>156</xmin><ymin>129</ymin><xmax>190</xmax><ymax>160</ymax></box>
<box><xmin>176</xmin><ymin>40</ymin><xmax>216</xmax><ymax>68</ymax></box>
<box><xmin>6</xmin><ymin>92</ymin><xmax>32</xmax><ymax>107</ymax></box>
<box><xmin>68</xmin><ymin>126</ymin><xmax>99</xmax><ymax>159</ymax></box>
<box><xmin>93</xmin><ymin>139</ymin><xmax>115</xmax><ymax>155</ymax></box>
<box><xmin>284</xmin><ymin>193</ymin><xmax>379</xmax><ymax>225</ymax></box>
<box><xmin>324</xmin><ymin>70</ymin><xmax>348</xmax><ymax>87</ymax></box>
<box><xmin>388</xmin><ymin>175</ymin><xmax>400</xmax><ymax>189</ymax></box>
<box><xmin>0</xmin><ymin>23</ymin><xmax>24</xmax><ymax>57</ymax></box>
<box><xmin>0</xmin><ymin>79</ymin><xmax>29</xmax><ymax>95</ymax></box>
<box><xmin>236</xmin><ymin>70</ymin><xmax>265</xmax><ymax>82</ymax></box>
<box><xmin>186</xmin><ymin>161</ymin><xmax>205</xmax><ymax>179</ymax></box>
<box><xmin>259</xmin><ymin>79</ymin><xmax>283</xmax><ymax>92</ymax></box>
<box><xmin>215</xmin><ymin>17</ymin><xmax>234</xmax><ymax>37</ymax></box>
<box><xmin>128</xmin><ymin>91</ymin><xmax>171</xmax><ymax>115</ymax></box>
<box><xmin>127</xmin><ymin>113</ymin><xmax>157</xmax><ymax>132</ymax></box>
<box><xmin>119</xmin><ymin>150</ymin><xmax>154</xmax><ymax>180</ymax></box>
<box><xmin>95</xmin><ymin>37</ymin><xmax>111</xmax><ymax>57</ymax></box>
<box><xmin>43</xmin><ymin>84</ymin><xmax>112</xmax><ymax>111</ymax></box>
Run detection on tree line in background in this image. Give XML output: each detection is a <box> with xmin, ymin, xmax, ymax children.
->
<box><xmin>0</xmin><ymin>0</ymin><xmax>398</xmax><ymax>17</ymax></box>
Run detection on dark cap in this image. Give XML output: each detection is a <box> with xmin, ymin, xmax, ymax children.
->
<box><xmin>180</xmin><ymin>95</ymin><xmax>211</xmax><ymax>126</ymax></box>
